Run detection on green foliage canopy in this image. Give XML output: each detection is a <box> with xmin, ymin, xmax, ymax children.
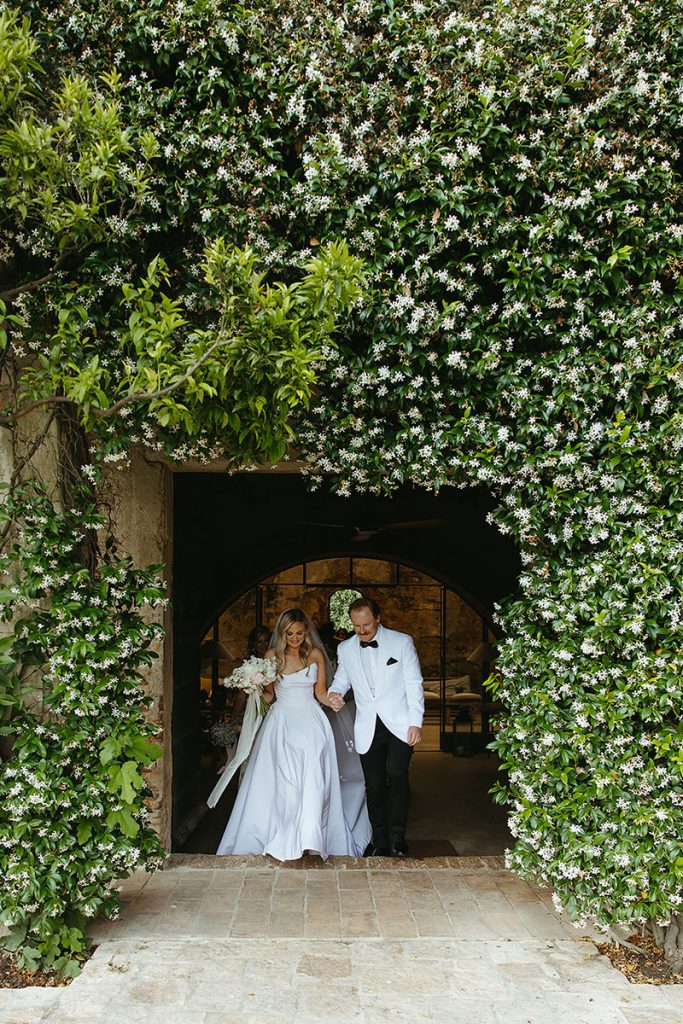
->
<box><xmin>0</xmin><ymin>6</ymin><xmax>365</xmax><ymax>464</ymax></box>
<box><xmin>5</xmin><ymin>0</ymin><xmax>683</xmax><ymax>963</ymax></box>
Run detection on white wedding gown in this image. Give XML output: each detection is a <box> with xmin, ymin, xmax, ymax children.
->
<box><xmin>216</xmin><ymin>664</ymin><xmax>371</xmax><ymax>860</ymax></box>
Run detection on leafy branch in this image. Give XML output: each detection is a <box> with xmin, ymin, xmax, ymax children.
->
<box><xmin>2</xmin><ymin>243</ymin><xmax>365</xmax><ymax>462</ymax></box>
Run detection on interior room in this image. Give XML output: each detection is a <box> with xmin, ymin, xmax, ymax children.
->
<box><xmin>172</xmin><ymin>473</ymin><xmax>520</xmax><ymax>856</ymax></box>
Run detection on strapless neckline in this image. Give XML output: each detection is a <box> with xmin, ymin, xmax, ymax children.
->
<box><xmin>280</xmin><ymin>664</ymin><xmax>318</xmax><ymax>678</ymax></box>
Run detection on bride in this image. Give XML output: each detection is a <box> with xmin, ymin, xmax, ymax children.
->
<box><xmin>215</xmin><ymin>608</ymin><xmax>371</xmax><ymax>860</ymax></box>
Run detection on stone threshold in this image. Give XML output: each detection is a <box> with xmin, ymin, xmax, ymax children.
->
<box><xmin>166</xmin><ymin>853</ymin><xmax>506</xmax><ymax>871</ymax></box>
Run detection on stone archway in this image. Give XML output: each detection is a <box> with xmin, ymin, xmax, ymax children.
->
<box><xmin>171</xmin><ymin>471</ymin><xmax>520</xmax><ymax>848</ymax></box>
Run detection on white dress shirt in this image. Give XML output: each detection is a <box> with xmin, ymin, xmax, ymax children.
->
<box><xmin>359</xmin><ymin>624</ymin><xmax>383</xmax><ymax>696</ymax></box>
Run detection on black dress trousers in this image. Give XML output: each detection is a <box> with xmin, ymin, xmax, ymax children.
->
<box><xmin>359</xmin><ymin>716</ymin><xmax>413</xmax><ymax>842</ymax></box>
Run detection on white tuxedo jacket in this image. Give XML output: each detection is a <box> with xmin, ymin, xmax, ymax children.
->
<box><xmin>329</xmin><ymin>627</ymin><xmax>424</xmax><ymax>755</ymax></box>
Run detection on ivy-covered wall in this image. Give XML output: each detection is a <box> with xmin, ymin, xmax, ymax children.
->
<box><xmin>3</xmin><ymin>0</ymin><xmax>682</xmax><ymax>969</ymax></box>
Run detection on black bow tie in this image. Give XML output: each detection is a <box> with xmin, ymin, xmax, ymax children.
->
<box><xmin>360</xmin><ymin>639</ymin><xmax>378</xmax><ymax>649</ymax></box>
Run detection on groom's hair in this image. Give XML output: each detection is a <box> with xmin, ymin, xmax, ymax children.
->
<box><xmin>348</xmin><ymin>597</ymin><xmax>380</xmax><ymax>618</ymax></box>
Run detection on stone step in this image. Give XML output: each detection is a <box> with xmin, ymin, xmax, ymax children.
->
<box><xmin>165</xmin><ymin>852</ymin><xmax>506</xmax><ymax>871</ymax></box>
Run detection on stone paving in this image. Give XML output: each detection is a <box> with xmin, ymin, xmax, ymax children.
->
<box><xmin>1</xmin><ymin>856</ymin><xmax>681</xmax><ymax>1024</ymax></box>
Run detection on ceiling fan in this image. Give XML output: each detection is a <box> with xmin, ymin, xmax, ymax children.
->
<box><xmin>298</xmin><ymin>518</ymin><xmax>448</xmax><ymax>542</ymax></box>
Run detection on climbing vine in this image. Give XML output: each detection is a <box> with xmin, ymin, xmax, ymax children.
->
<box><xmin>1</xmin><ymin>0</ymin><xmax>682</xmax><ymax>969</ymax></box>
<box><xmin>0</xmin><ymin>488</ymin><xmax>167</xmax><ymax>974</ymax></box>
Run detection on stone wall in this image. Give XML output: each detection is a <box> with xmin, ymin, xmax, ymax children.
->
<box><xmin>104</xmin><ymin>452</ymin><xmax>173</xmax><ymax>848</ymax></box>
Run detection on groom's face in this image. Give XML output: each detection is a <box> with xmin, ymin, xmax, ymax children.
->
<box><xmin>350</xmin><ymin>608</ymin><xmax>380</xmax><ymax>641</ymax></box>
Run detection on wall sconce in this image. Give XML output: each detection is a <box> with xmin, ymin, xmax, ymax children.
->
<box><xmin>466</xmin><ymin>641</ymin><xmax>499</xmax><ymax>665</ymax></box>
<box><xmin>466</xmin><ymin>639</ymin><xmax>498</xmax><ymax>692</ymax></box>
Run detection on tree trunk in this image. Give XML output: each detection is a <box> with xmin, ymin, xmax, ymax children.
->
<box><xmin>648</xmin><ymin>915</ymin><xmax>683</xmax><ymax>973</ymax></box>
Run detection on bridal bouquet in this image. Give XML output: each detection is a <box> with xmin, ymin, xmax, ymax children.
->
<box><xmin>210</xmin><ymin>720</ymin><xmax>238</xmax><ymax>750</ymax></box>
<box><xmin>222</xmin><ymin>655</ymin><xmax>276</xmax><ymax>715</ymax></box>
<box><xmin>207</xmin><ymin>656</ymin><xmax>276</xmax><ymax>807</ymax></box>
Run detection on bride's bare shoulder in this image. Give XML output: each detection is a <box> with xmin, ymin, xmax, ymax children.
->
<box><xmin>264</xmin><ymin>648</ymin><xmax>276</xmax><ymax>660</ymax></box>
<box><xmin>310</xmin><ymin>647</ymin><xmax>324</xmax><ymax>664</ymax></box>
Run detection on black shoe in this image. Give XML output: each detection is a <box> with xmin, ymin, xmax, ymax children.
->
<box><xmin>367</xmin><ymin>844</ymin><xmax>392</xmax><ymax>857</ymax></box>
<box><xmin>392</xmin><ymin>832</ymin><xmax>409</xmax><ymax>856</ymax></box>
<box><xmin>365</xmin><ymin>835</ymin><xmax>391</xmax><ymax>857</ymax></box>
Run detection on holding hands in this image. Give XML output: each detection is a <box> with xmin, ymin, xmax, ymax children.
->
<box><xmin>327</xmin><ymin>690</ymin><xmax>345</xmax><ymax>712</ymax></box>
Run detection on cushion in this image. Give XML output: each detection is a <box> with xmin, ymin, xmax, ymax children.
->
<box><xmin>423</xmin><ymin>675</ymin><xmax>472</xmax><ymax>696</ymax></box>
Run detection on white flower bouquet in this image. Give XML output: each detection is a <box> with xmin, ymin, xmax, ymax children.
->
<box><xmin>207</xmin><ymin>656</ymin><xmax>276</xmax><ymax>808</ymax></box>
<box><xmin>210</xmin><ymin>720</ymin><xmax>238</xmax><ymax>749</ymax></box>
<box><xmin>222</xmin><ymin>655</ymin><xmax>276</xmax><ymax>715</ymax></box>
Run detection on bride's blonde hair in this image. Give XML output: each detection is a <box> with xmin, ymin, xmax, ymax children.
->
<box><xmin>274</xmin><ymin>608</ymin><xmax>312</xmax><ymax>675</ymax></box>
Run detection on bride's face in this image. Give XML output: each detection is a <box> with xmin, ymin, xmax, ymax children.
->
<box><xmin>284</xmin><ymin>621</ymin><xmax>307</xmax><ymax>651</ymax></box>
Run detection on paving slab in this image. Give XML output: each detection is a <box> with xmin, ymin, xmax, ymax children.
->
<box><xmin>0</xmin><ymin>858</ymin><xmax>681</xmax><ymax>1024</ymax></box>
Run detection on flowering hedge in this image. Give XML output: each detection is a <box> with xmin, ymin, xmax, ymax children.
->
<box><xmin>0</xmin><ymin>489</ymin><xmax>166</xmax><ymax>974</ymax></box>
<box><xmin>8</xmin><ymin>0</ymin><xmax>683</xmax><ymax>963</ymax></box>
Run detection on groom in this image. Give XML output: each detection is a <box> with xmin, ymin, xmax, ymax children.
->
<box><xmin>328</xmin><ymin>598</ymin><xmax>424</xmax><ymax>856</ymax></box>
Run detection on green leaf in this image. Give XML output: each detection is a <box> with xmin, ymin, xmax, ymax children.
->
<box><xmin>77</xmin><ymin>820</ymin><xmax>93</xmax><ymax>844</ymax></box>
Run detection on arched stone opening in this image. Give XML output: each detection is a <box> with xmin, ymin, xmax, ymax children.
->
<box><xmin>172</xmin><ymin>472</ymin><xmax>521</xmax><ymax>851</ymax></box>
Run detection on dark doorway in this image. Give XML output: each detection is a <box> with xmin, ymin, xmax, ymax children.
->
<box><xmin>172</xmin><ymin>473</ymin><xmax>520</xmax><ymax>849</ymax></box>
